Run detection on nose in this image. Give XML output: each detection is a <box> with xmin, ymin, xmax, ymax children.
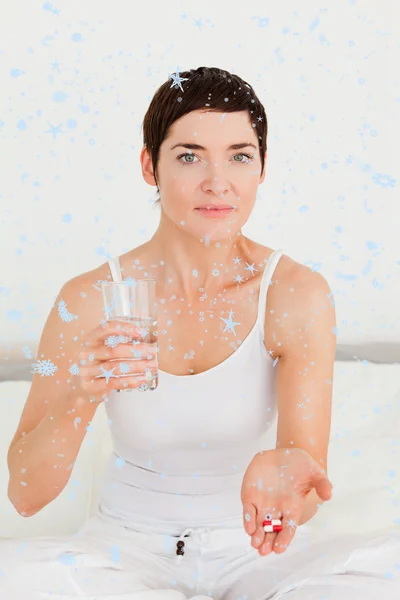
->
<box><xmin>206</xmin><ymin>177</ymin><xmax>229</xmax><ymax>199</ymax></box>
<box><xmin>203</xmin><ymin>162</ymin><xmax>230</xmax><ymax>198</ymax></box>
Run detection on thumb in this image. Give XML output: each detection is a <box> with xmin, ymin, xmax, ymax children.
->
<box><xmin>313</xmin><ymin>472</ymin><xmax>333</xmax><ymax>502</ymax></box>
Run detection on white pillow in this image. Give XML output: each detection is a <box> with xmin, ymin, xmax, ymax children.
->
<box><xmin>0</xmin><ymin>381</ymin><xmax>109</xmax><ymax>539</ymax></box>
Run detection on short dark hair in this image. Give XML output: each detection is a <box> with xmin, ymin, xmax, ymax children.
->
<box><xmin>141</xmin><ymin>66</ymin><xmax>268</xmax><ymax>205</ymax></box>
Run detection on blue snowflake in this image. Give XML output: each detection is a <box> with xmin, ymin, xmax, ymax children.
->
<box><xmin>69</xmin><ymin>363</ymin><xmax>80</xmax><ymax>375</ymax></box>
<box><xmin>286</xmin><ymin>518</ymin><xmax>298</xmax><ymax>529</ymax></box>
<box><xmin>45</xmin><ymin>123</ymin><xmax>65</xmax><ymax>139</ymax></box>
<box><xmin>22</xmin><ymin>345</ymin><xmax>32</xmax><ymax>359</ymax></box>
<box><xmin>58</xmin><ymin>552</ymin><xmax>76</xmax><ymax>566</ymax></box>
<box><xmin>32</xmin><ymin>359</ymin><xmax>58</xmax><ymax>377</ymax></box>
<box><xmin>57</xmin><ymin>298</ymin><xmax>78</xmax><ymax>323</ymax></box>
<box><xmin>138</xmin><ymin>383</ymin><xmax>150</xmax><ymax>392</ymax></box>
<box><xmin>123</xmin><ymin>277</ymin><xmax>137</xmax><ymax>287</ymax></box>
<box><xmin>110</xmin><ymin>544</ymin><xmax>121</xmax><ymax>565</ymax></box>
<box><xmin>105</xmin><ymin>334</ymin><xmax>126</xmax><ymax>348</ymax></box>
<box><xmin>372</xmin><ymin>173</ymin><xmax>395</xmax><ymax>188</ymax></box>
<box><xmin>103</xmin><ymin>303</ymin><xmax>114</xmax><ymax>319</ymax></box>
<box><xmin>99</xmin><ymin>366</ymin><xmax>118</xmax><ymax>384</ymax></box>
<box><xmin>168</xmin><ymin>69</ymin><xmax>189</xmax><ymax>92</ymax></box>
<box><xmin>220</xmin><ymin>310</ymin><xmax>241</xmax><ymax>336</ymax></box>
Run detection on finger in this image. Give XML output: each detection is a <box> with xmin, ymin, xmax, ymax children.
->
<box><xmin>271</xmin><ymin>506</ymin><xmax>300</xmax><ymax>554</ymax></box>
<box><xmin>80</xmin><ymin>359</ymin><xmax>158</xmax><ymax>380</ymax></box>
<box><xmin>81</xmin><ymin>373</ymin><xmax>150</xmax><ymax>396</ymax></box>
<box><xmin>259</xmin><ymin>531</ymin><xmax>278</xmax><ymax>556</ymax></box>
<box><xmin>258</xmin><ymin>509</ymin><xmax>283</xmax><ymax>556</ymax></box>
<box><xmin>252</xmin><ymin>506</ymin><xmax>278</xmax><ymax>550</ymax></box>
<box><xmin>85</xmin><ymin>320</ymin><xmax>143</xmax><ymax>346</ymax></box>
<box><xmin>79</xmin><ymin>343</ymin><xmax>156</xmax><ymax>364</ymax></box>
<box><xmin>243</xmin><ymin>503</ymin><xmax>257</xmax><ymax>536</ymax></box>
<box><xmin>308</xmin><ymin>460</ymin><xmax>334</xmax><ymax>502</ymax></box>
<box><xmin>314</xmin><ymin>476</ymin><xmax>333</xmax><ymax>502</ymax></box>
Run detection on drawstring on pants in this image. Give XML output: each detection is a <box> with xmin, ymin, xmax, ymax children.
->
<box><xmin>175</xmin><ymin>527</ymin><xmax>213</xmax><ymax>565</ymax></box>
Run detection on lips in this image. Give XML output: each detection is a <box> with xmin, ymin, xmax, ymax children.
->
<box><xmin>196</xmin><ymin>205</ymin><xmax>233</xmax><ymax>210</ymax></box>
<box><xmin>195</xmin><ymin>206</ymin><xmax>234</xmax><ymax>219</ymax></box>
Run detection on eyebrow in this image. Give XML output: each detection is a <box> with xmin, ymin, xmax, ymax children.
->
<box><xmin>170</xmin><ymin>142</ymin><xmax>257</xmax><ymax>151</ymax></box>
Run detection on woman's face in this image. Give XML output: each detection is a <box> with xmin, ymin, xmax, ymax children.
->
<box><xmin>141</xmin><ymin>109</ymin><xmax>266</xmax><ymax>240</ymax></box>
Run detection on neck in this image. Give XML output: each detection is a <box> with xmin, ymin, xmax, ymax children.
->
<box><xmin>148</xmin><ymin>211</ymin><xmax>252</xmax><ymax>301</ymax></box>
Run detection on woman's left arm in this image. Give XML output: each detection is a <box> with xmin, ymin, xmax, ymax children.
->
<box><xmin>241</xmin><ymin>268</ymin><xmax>337</xmax><ymax>555</ymax></box>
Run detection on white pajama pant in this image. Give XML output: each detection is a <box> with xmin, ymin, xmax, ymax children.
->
<box><xmin>1</xmin><ymin>509</ymin><xmax>400</xmax><ymax>599</ymax></box>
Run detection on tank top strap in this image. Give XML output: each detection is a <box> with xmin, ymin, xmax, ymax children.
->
<box><xmin>256</xmin><ymin>248</ymin><xmax>284</xmax><ymax>330</ymax></box>
<box><xmin>107</xmin><ymin>256</ymin><xmax>123</xmax><ymax>282</ymax></box>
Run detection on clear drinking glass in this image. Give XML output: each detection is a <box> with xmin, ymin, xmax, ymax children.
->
<box><xmin>101</xmin><ymin>279</ymin><xmax>158</xmax><ymax>392</ymax></box>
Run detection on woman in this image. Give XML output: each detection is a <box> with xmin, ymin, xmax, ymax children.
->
<box><xmin>4</xmin><ymin>66</ymin><xmax>400</xmax><ymax>599</ymax></box>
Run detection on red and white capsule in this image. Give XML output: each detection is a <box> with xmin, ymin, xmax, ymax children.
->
<box><xmin>263</xmin><ymin>519</ymin><xmax>282</xmax><ymax>533</ymax></box>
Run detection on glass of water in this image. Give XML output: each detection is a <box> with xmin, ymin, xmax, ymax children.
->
<box><xmin>101</xmin><ymin>279</ymin><xmax>158</xmax><ymax>392</ymax></box>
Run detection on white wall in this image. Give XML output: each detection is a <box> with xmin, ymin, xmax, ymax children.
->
<box><xmin>1</xmin><ymin>0</ymin><xmax>399</xmax><ymax>359</ymax></box>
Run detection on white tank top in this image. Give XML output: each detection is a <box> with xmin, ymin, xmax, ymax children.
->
<box><xmin>97</xmin><ymin>249</ymin><xmax>284</xmax><ymax>534</ymax></box>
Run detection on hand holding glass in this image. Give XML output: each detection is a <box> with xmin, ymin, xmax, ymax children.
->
<box><xmin>101</xmin><ymin>279</ymin><xmax>159</xmax><ymax>392</ymax></box>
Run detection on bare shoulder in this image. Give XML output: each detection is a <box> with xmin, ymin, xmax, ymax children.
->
<box><xmin>71</xmin><ymin>243</ymin><xmax>150</xmax><ymax>312</ymax></box>
<box><xmin>73</xmin><ymin>246</ymin><xmax>151</xmax><ymax>320</ymax></box>
<box><xmin>254</xmin><ymin>242</ymin><xmax>329</xmax><ymax>294</ymax></box>
<box><xmin>251</xmin><ymin>242</ymin><xmax>306</xmax><ymax>287</ymax></box>
<box><xmin>62</xmin><ymin>262</ymin><xmax>114</xmax><ymax>332</ymax></box>
<box><xmin>252</xmin><ymin>243</ymin><xmax>333</xmax><ymax>359</ymax></box>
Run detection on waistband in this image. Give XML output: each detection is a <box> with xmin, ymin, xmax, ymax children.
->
<box><xmin>97</xmin><ymin>499</ymin><xmax>246</xmax><ymax>536</ymax></box>
<box><xmin>174</xmin><ymin>526</ymin><xmax>215</xmax><ymax>566</ymax></box>
<box><xmin>83</xmin><ymin>503</ymin><xmax>311</xmax><ymax>567</ymax></box>
<box><xmin>78</xmin><ymin>506</ymin><xmax>254</xmax><ymax>564</ymax></box>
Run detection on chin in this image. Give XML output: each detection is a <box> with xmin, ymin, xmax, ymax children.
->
<box><xmin>190</xmin><ymin>223</ymin><xmax>243</xmax><ymax>242</ymax></box>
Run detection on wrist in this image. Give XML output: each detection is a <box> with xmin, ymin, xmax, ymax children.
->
<box><xmin>57</xmin><ymin>388</ymin><xmax>100</xmax><ymax>422</ymax></box>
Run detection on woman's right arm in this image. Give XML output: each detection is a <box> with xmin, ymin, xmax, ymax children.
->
<box><xmin>7</xmin><ymin>271</ymin><xmax>155</xmax><ymax>517</ymax></box>
<box><xmin>6</xmin><ymin>273</ymin><xmax>102</xmax><ymax>517</ymax></box>
<box><xmin>7</xmin><ymin>386</ymin><xmax>98</xmax><ymax>517</ymax></box>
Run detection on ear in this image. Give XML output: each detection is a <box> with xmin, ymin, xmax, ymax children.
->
<box><xmin>260</xmin><ymin>151</ymin><xmax>267</xmax><ymax>183</ymax></box>
<box><xmin>140</xmin><ymin>145</ymin><xmax>157</xmax><ymax>188</ymax></box>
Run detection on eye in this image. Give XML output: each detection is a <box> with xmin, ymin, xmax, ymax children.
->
<box><xmin>176</xmin><ymin>152</ymin><xmax>254</xmax><ymax>165</ymax></box>
<box><xmin>177</xmin><ymin>152</ymin><xmax>198</xmax><ymax>164</ymax></box>
<box><xmin>233</xmin><ymin>153</ymin><xmax>254</xmax><ymax>163</ymax></box>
